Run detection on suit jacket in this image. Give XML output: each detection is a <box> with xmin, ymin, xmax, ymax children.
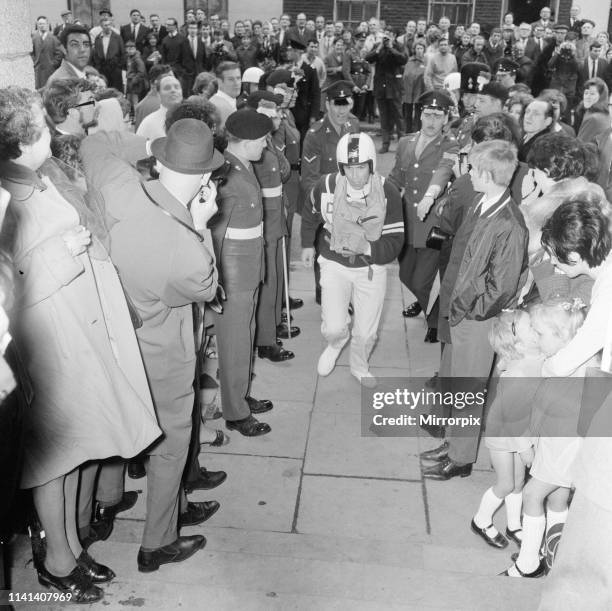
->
<box><xmin>290</xmin><ymin>61</ymin><xmax>321</xmax><ymax>133</ymax></box>
<box><xmin>323</xmin><ymin>51</ymin><xmax>354</xmax><ymax>89</ymax></box>
<box><xmin>160</xmin><ymin>33</ymin><xmax>186</xmax><ymax>74</ymax></box>
<box><xmin>31</xmin><ymin>32</ymin><xmax>64</xmax><ymax>88</ymax></box>
<box><xmin>287</xmin><ymin>26</ymin><xmax>310</xmax><ymax>47</ymax></box>
<box><xmin>92</xmin><ymin>32</ymin><xmax>125</xmax><ymax>70</ymax></box>
<box><xmin>47</xmin><ymin>59</ymin><xmax>84</xmax><ymax>84</ymax></box>
<box><xmin>388</xmin><ymin>131</ymin><xmax>459</xmax><ymax>248</ymax></box>
<box><xmin>569</xmin><ymin>18</ymin><xmax>584</xmax><ymax>35</ymax></box>
<box><xmin>364</xmin><ymin>43</ymin><xmax>408</xmax><ymax>100</ymax></box>
<box><xmin>120</xmin><ymin>23</ymin><xmax>150</xmax><ymax>52</ymax></box>
<box><xmin>578</xmin><ymin>57</ymin><xmax>608</xmax><ymax>91</ymax></box>
<box><xmin>523</xmin><ymin>37</ymin><xmax>544</xmax><ymax>61</ymax></box>
<box><xmin>181</xmin><ymin>36</ymin><xmax>206</xmax><ymax>76</ymax></box>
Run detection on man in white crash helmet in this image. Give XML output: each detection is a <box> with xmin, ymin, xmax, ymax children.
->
<box><xmin>237</xmin><ymin>66</ymin><xmax>265</xmax><ymax>108</ymax></box>
<box><xmin>300</xmin><ymin>132</ymin><xmax>404</xmax><ymax>387</ymax></box>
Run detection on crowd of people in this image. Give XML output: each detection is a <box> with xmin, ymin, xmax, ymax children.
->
<box><xmin>0</xmin><ymin>3</ymin><xmax>611</xmax><ymax>607</ymax></box>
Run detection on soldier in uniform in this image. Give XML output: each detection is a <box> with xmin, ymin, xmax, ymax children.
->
<box><xmin>245</xmin><ymin>91</ymin><xmax>297</xmax><ymax>362</ymax></box>
<box><xmin>209</xmin><ymin>110</ymin><xmax>275</xmax><ymax>436</ymax></box>
<box><xmin>349</xmin><ymin>31</ymin><xmax>371</xmax><ymax>121</ymax></box>
<box><xmin>300</xmin><ymin>80</ymin><xmax>360</xmax><ymax>303</ymax></box>
<box><xmin>390</xmin><ymin>91</ymin><xmax>459</xmax><ymax>343</ymax></box>
<box><xmin>452</xmin><ymin>62</ymin><xmax>492</xmax><ymax>154</ymax></box>
<box><xmin>494</xmin><ymin>57</ymin><xmax>520</xmax><ymax>89</ymax></box>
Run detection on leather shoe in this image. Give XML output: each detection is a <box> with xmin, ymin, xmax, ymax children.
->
<box><xmin>288</xmin><ymin>296</ymin><xmax>303</xmax><ymax>309</ymax></box>
<box><xmin>280</xmin><ymin>312</ymin><xmax>294</xmax><ymax>323</ymax></box>
<box><xmin>505</xmin><ymin>527</ymin><xmax>522</xmax><ymax>546</ymax></box>
<box><xmin>419</xmin><ymin>440</ymin><xmax>449</xmax><ymax>462</ymax></box>
<box><xmin>226</xmin><ymin>415</ymin><xmax>271</xmax><ymax>436</ymax></box>
<box><xmin>422</xmin><ymin>457</ymin><xmax>472</xmax><ymax>480</ymax></box>
<box><xmin>420</xmin><ymin>421</ymin><xmax>445</xmax><ymax>439</ymax></box>
<box><xmin>184</xmin><ymin>467</ymin><xmax>227</xmax><ymax>493</ymax></box>
<box><xmin>258</xmin><ymin>344</ymin><xmax>294</xmax><ymax>362</ymax></box>
<box><xmin>38</xmin><ymin>563</ymin><xmax>103</xmax><ymax>603</ymax></box>
<box><xmin>178</xmin><ymin>501</ymin><xmax>220</xmax><ymax>527</ymax></box>
<box><xmin>246</xmin><ymin>396</ymin><xmax>273</xmax><ymax>414</ymax></box>
<box><xmin>402</xmin><ymin>301</ymin><xmax>422</xmax><ymax>317</ymax></box>
<box><xmin>470</xmin><ymin>519</ymin><xmax>509</xmax><ymax>549</ymax></box>
<box><xmin>80</xmin><ymin>518</ymin><xmax>113</xmax><ymax>549</ymax></box>
<box><xmin>77</xmin><ymin>550</ymin><xmax>115</xmax><ymax>583</ymax></box>
<box><xmin>96</xmin><ymin>491</ymin><xmax>139</xmax><ymax>522</ymax></box>
<box><xmin>500</xmin><ymin>558</ymin><xmax>547</xmax><ymax>578</ymax></box>
<box><xmin>137</xmin><ymin>535</ymin><xmax>206</xmax><ymax>573</ymax></box>
<box><xmin>277</xmin><ymin>322</ymin><xmax>301</xmax><ymax>338</ymax></box>
<box><xmin>128</xmin><ymin>457</ymin><xmax>146</xmax><ymax>479</ymax></box>
<box><xmin>424</xmin><ymin>328</ymin><xmax>438</xmax><ymax>343</ymax></box>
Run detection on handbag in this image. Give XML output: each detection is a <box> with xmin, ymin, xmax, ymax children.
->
<box><xmin>425</xmin><ymin>225</ymin><xmax>452</xmax><ymax>250</ymax></box>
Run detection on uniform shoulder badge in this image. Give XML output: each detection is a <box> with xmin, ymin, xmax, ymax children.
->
<box><xmin>303</xmin><ymin>155</ymin><xmax>317</xmax><ymax>163</ymax></box>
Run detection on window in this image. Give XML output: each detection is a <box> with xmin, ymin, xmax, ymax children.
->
<box><xmin>335</xmin><ymin>1</ymin><xmax>379</xmax><ymax>29</ymax></box>
<box><xmin>428</xmin><ymin>0</ymin><xmax>474</xmax><ymax>26</ymax></box>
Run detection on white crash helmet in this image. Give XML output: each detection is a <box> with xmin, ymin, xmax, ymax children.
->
<box><xmin>443</xmin><ymin>72</ymin><xmax>461</xmax><ymax>92</ymax></box>
<box><xmin>242</xmin><ymin>67</ymin><xmax>264</xmax><ymax>84</ymax></box>
<box><xmin>336</xmin><ymin>132</ymin><xmax>377</xmax><ymax>174</ymax></box>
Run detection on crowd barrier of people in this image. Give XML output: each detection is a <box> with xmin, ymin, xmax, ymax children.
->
<box><xmin>0</xmin><ymin>4</ymin><xmax>611</xmax><ymax>608</ymax></box>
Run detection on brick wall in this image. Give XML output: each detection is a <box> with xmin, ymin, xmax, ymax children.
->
<box><xmin>474</xmin><ymin>0</ymin><xmax>503</xmax><ymax>34</ymax></box>
<box><xmin>283</xmin><ymin>0</ymin><xmax>334</xmax><ymax>21</ymax></box>
<box><xmin>381</xmin><ymin>0</ymin><xmax>428</xmax><ymax>29</ymax></box>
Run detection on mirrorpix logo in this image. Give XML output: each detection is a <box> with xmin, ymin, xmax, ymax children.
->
<box><xmin>364</xmin><ymin>384</ymin><xmax>487</xmax><ymax>435</ymax></box>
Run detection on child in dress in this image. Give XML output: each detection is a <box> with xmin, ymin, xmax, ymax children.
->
<box><xmin>471</xmin><ymin>309</ymin><xmax>543</xmax><ymax>550</ymax></box>
<box><xmin>503</xmin><ymin>299</ymin><xmax>586</xmax><ymax>578</ymax></box>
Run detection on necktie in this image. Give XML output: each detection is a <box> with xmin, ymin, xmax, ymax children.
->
<box><xmin>592</xmin><ymin>60</ymin><xmax>596</xmax><ymax>78</ymax></box>
<box><xmin>132</xmin><ymin>24</ymin><xmax>135</xmax><ymax>37</ymax></box>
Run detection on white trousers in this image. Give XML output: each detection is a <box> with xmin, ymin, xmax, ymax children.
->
<box><xmin>319</xmin><ymin>256</ymin><xmax>387</xmax><ymax>376</ymax></box>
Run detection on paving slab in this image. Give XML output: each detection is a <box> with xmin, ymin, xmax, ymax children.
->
<box><xmin>296</xmin><ymin>475</ymin><xmax>427</xmax><ymax>542</ymax></box>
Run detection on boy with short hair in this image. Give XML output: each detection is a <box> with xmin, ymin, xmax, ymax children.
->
<box><xmin>422</xmin><ymin>140</ymin><xmax>529</xmax><ymax>480</ymax></box>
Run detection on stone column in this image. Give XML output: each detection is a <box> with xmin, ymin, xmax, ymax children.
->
<box><xmin>0</xmin><ymin>0</ymin><xmax>35</xmax><ymax>89</ymax></box>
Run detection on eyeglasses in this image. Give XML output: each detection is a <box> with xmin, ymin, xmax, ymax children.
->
<box><xmin>74</xmin><ymin>99</ymin><xmax>96</xmax><ymax>109</ymax></box>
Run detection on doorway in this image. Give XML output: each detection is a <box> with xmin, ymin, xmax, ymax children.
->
<box><xmin>508</xmin><ymin>0</ymin><xmax>557</xmax><ymax>25</ymax></box>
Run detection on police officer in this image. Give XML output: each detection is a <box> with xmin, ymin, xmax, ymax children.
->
<box><xmin>210</xmin><ymin>110</ymin><xmax>275</xmax><ymax>436</ymax></box>
<box><xmin>389</xmin><ymin>90</ymin><xmax>459</xmax><ymax>343</ymax></box>
<box><xmin>300</xmin><ymin>80</ymin><xmax>360</xmax><ymax>303</ymax></box>
<box><xmin>494</xmin><ymin>57</ymin><xmax>519</xmax><ymax>89</ymax></box>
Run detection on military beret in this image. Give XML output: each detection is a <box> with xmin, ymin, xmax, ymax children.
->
<box><xmin>494</xmin><ymin>57</ymin><xmax>519</xmax><ymax>74</ymax></box>
<box><xmin>480</xmin><ymin>81</ymin><xmax>509</xmax><ymax>103</ymax></box>
<box><xmin>286</xmin><ymin>35</ymin><xmax>307</xmax><ymax>50</ymax></box>
<box><xmin>225</xmin><ymin>109</ymin><xmax>273</xmax><ymax>139</ymax></box>
<box><xmin>553</xmin><ymin>23</ymin><xmax>569</xmax><ymax>31</ymax></box>
<box><xmin>246</xmin><ymin>90</ymin><xmax>283</xmax><ymax>109</ymax></box>
<box><xmin>417</xmin><ymin>90</ymin><xmax>454</xmax><ymax>112</ymax></box>
<box><xmin>582</xmin><ymin>19</ymin><xmax>595</xmax><ymax>27</ymax></box>
<box><xmin>460</xmin><ymin>62</ymin><xmax>491</xmax><ymax>94</ymax></box>
<box><xmin>324</xmin><ymin>80</ymin><xmax>353</xmax><ymax>104</ymax></box>
<box><xmin>266</xmin><ymin>69</ymin><xmax>294</xmax><ymax>87</ymax></box>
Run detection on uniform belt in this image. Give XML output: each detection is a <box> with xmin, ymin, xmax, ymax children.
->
<box><xmin>225</xmin><ymin>223</ymin><xmax>263</xmax><ymax>239</ymax></box>
<box><xmin>260</xmin><ymin>185</ymin><xmax>283</xmax><ymax>198</ymax></box>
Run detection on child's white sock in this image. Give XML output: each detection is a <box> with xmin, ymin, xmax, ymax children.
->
<box><xmin>505</xmin><ymin>491</ymin><xmax>523</xmax><ymax>534</ymax></box>
<box><xmin>474</xmin><ymin>487</ymin><xmax>504</xmax><ymax>535</ymax></box>
<box><xmin>515</xmin><ymin>514</ymin><xmax>546</xmax><ymax>573</ymax></box>
<box><xmin>546</xmin><ymin>508</ymin><xmax>568</xmax><ymax>531</ymax></box>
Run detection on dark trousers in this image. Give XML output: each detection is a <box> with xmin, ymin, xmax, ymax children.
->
<box><xmin>399</xmin><ymin>244</ymin><xmax>440</xmax><ymax>329</ymax></box>
<box><xmin>364</xmin><ymin>91</ymin><xmax>376</xmax><ymax>120</ymax></box>
<box><xmin>214</xmin><ymin>287</ymin><xmax>258</xmax><ymax>421</ymax></box>
<box><xmin>378</xmin><ymin>96</ymin><xmax>404</xmax><ymax>144</ymax></box>
<box><xmin>353</xmin><ymin>91</ymin><xmax>368</xmax><ymax>120</ymax></box>
<box><xmin>100</xmin><ymin>65</ymin><xmax>123</xmax><ymax>92</ymax></box>
<box><xmin>403</xmin><ymin>102</ymin><xmax>422</xmax><ymax>133</ymax></box>
<box><xmin>256</xmin><ymin>237</ymin><xmax>283</xmax><ymax>346</ymax></box>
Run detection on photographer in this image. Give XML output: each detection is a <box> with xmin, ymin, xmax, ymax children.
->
<box><xmin>548</xmin><ymin>41</ymin><xmax>580</xmax><ymax>119</ymax></box>
<box><xmin>364</xmin><ymin>29</ymin><xmax>407</xmax><ymax>153</ymax></box>
<box><xmin>209</xmin><ymin>29</ymin><xmax>237</xmax><ymax>71</ymax></box>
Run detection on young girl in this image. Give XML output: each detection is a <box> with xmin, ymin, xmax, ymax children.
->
<box><xmin>503</xmin><ymin>299</ymin><xmax>586</xmax><ymax>578</ymax></box>
<box><xmin>471</xmin><ymin>309</ymin><xmax>542</xmax><ymax>550</ymax></box>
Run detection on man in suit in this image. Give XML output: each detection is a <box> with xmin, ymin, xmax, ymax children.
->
<box><xmin>526</xmin><ymin>25</ymin><xmax>548</xmax><ymax>60</ymax></box>
<box><xmin>80</xmin><ymin>119</ymin><xmax>222</xmax><ymax>572</ymax></box>
<box><xmin>389</xmin><ymin>91</ymin><xmax>459</xmax><ymax>343</ymax></box>
<box><xmin>92</xmin><ymin>17</ymin><xmax>125</xmax><ymax>91</ymax></box>
<box><xmin>209</xmin><ymin>110</ymin><xmax>274</xmax><ymax>437</ymax></box>
<box><xmin>579</xmin><ymin>42</ymin><xmax>607</xmax><ymax>92</ymax></box>
<box><xmin>148</xmin><ymin>14</ymin><xmax>167</xmax><ymax>43</ymax></box>
<box><xmin>287</xmin><ymin>13</ymin><xmax>310</xmax><ymax>47</ymax></box>
<box><xmin>531</xmin><ymin>7</ymin><xmax>555</xmax><ymax>35</ymax></box>
<box><xmin>160</xmin><ymin>18</ymin><xmax>186</xmax><ymax>82</ymax></box>
<box><xmin>569</xmin><ymin>5</ymin><xmax>583</xmax><ymax>34</ymax></box>
<box><xmin>90</xmin><ymin>8</ymin><xmax>120</xmax><ymax>41</ymax></box>
<box><xmin>48</xmin><ymin>24</ymin><xmax>92</xmax><ymax>84</ymax></box>
<box><xmin>277</xmin><ymin>14</ymin><xmax>292</xmax><ymax>48</ymax></box>
<box><xmin>209</xmin><ymin>61</ymin><xmax>240</xmax><ymax>128</ymax></box>
<box><xmin>575</xmin><ymin>19</ymin><xmax>596</xmax><ymax>62</ymax></box>
<box><xmin>181</xmin><ymin>22</ymin><xmax>206</xmax><ymax>97</ymax></box>
<box><xmin>365</xmin><ymin>29</ymin><xmax>408</xmax><ymax>154</ymax></box>
<box><xmin>120</xmin><ymin>9</ymin><xmax>150</xmax><ymax>53</ymax></box>
<box><xmin>31</xmin><ymin>16</ymin><xmax>64</xmax><ymax>89</ymax></box>
<box><xmin>53</xmin><ymin>9</ymin><xmax>73</xmax><ymax>38</ymax></box>
<box><xmin>282</xmin><ymin>36</ymin><xmax>321</xmax><ymax>142</ymax></box>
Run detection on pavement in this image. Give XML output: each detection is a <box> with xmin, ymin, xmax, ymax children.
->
<box><xmin>7</xmin><ymin>136</ymin><xmax>544</xmax><ymax>610</ymax></box>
